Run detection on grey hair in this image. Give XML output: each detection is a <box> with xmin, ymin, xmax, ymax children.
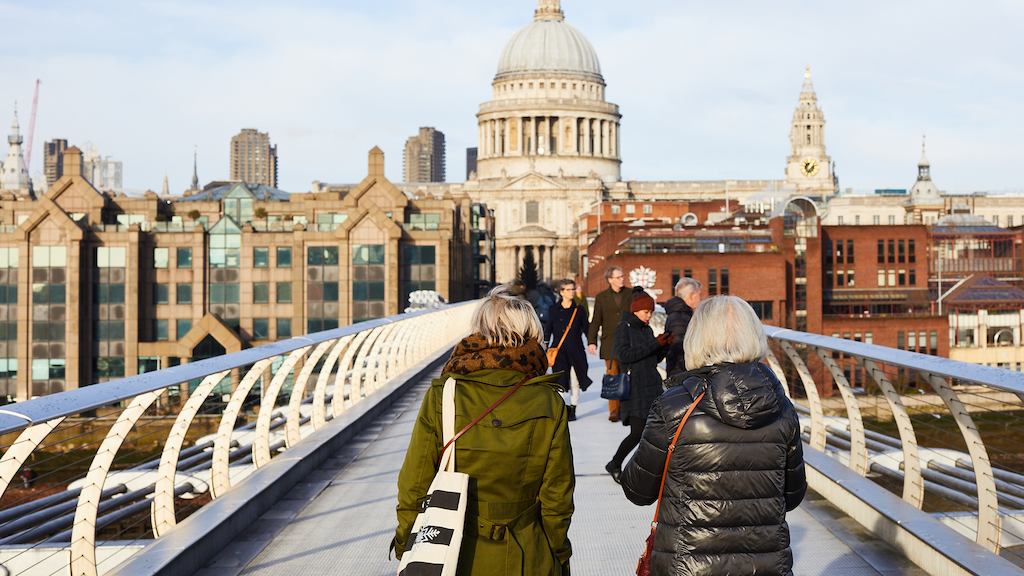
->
<box><xmin>471</xmin><ymin>284</ymin><xmax>544</xmax><ymax>347</ymax></box>
<box><xmin>683</xmin><ymin>295</ymin><xmax>769</xmax><ymax>370</ymax></box>
<box><xmin>674</xmin><ymin>277</ymin><xmax>702</xmax><ymax>299</ymax></box>
<box><xmin>604</xmin><ymin>265</ymin><xmax>623</xmax><ymax>280</ymax></box>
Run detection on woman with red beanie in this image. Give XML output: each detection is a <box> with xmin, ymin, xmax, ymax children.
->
<box><xmin>605</xmin><ymin>286</ymin><xmax>674</xmax><ymax>483</ymax></box>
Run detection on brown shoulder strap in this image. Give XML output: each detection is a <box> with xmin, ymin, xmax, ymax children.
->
<box><xmin>437</xmin><ymin>376</ymin><xmax>531</xmax><ymax>468</ymax></box>
<box><xmin>553</xmin><ymin>306</ymin><xmax>579</xmax><ymax>350</ymax></box>
<box><xmin>651</xmin><ymin>390</ymin><xmax>706</xmax><ymax>526</ymax></box>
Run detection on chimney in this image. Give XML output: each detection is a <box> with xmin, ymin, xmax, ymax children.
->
<box><xmin>64</xmin><ymin>146</ymin><xmax>83</xmax><ymax>177</ymax></box>
<box><xmin>368</xmin><ymin>146</ymin><xmax>385</xmax><ymax>178</ymax></box>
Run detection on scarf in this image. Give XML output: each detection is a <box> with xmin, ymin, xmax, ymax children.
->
<box><xmin>442</xmin><ymin>333</ymin><xmax>548</xmax><ymax>380</ymax></box>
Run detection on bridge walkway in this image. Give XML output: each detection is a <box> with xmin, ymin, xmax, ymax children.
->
<box><xmin>200</xmin><ymin>360</ymin><xmax>925</xmax><ymax>576</ymax></box>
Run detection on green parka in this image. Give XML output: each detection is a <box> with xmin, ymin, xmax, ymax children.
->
<box><xmin>395</xmin><ymin>369</ymin><xmax>574</xmax><ymax>575</ymax></box>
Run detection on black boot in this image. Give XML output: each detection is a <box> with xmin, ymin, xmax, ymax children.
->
<box><xmin>605</xmin><ymin>461</ymin><xmax>621</xmax><ymax>484</ymax></box>
<box><xmin>567</xmin><ymin>405</ymin><xmax>577</xmax><ymax>421</ymax></box>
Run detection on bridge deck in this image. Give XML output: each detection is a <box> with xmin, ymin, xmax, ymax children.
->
<box><xmin>201</xmin><ymin>359</ymin><xmax>925</xmax><ymax>576</ymax></box>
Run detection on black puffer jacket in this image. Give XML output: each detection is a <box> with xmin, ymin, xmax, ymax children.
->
<box><xmin>621</xmin><ymin>362</ymin><xmax>806</xmax><ymax>576</ymax></box>
<box><xmin>662</xmin><ymin>296</ymin><xmax>693</xmax><ymax>375</ymax></box>
<box><xmin>613</xmin><ymin>312</ymin><xmax>668</xmax><ymax>427</ymax></box>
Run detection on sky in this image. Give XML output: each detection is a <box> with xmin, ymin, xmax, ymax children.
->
<box><xmin>0</xmin><ymin>0</ymin><xmax>1022</xmax><ymax>195</ymax></box>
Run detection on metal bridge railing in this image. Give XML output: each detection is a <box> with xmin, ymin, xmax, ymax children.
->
<box><xmin>761</xmin><ymin>325</ymin><xmax>1024</xmax><ymax>573</ymax></box>
<box><xmin>0</xmin><ymin>302</ymin><xmax>476</xmax><ymax>576</ymax></box>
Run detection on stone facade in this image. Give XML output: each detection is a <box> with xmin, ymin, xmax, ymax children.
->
<box><xmin>0</xmin><ymin>147</ymin><xmax>492</xmax><ymax>400</ymax></box>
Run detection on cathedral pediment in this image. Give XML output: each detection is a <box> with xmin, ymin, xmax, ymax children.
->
<box><xmin>508</xmin><ymin>224</ymin><xmax>557</xmax><ymax>239</ymax></box>
<box><xmin>502</xmin><ymin>171</ymin><xmax>564</xmax><ymax>191</ymax></box>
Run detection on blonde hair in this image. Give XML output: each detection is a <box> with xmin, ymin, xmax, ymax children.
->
<box><xmin>684</xmin><ymin>295</ymin><xmax>769</xmax><ymax>370</ymax></box>
<box><xmin>471</xmin><ymin>284</ymin><xmax>544</xmax><ymax>347</ymax></box>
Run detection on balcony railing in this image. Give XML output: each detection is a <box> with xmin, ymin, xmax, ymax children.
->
<box><xmin>0</xmin><ymin>302</ymin><xmax>476</xmax><ymax>576</ymax></box>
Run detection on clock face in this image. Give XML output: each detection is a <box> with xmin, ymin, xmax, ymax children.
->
<box><xmin>800</xmin><ymin>158</ymin><xmax>820</xmax><ymax>177</ymax></box>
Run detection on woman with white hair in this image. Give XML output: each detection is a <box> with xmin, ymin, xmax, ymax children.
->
<box><xmin>394</xmin><ymin>284</ymin><xmax>574</xmax><ymax>575</ymax></box>
<box><xmin>620</xmin><ymin>295</ymin><xmax>805</xmax><ymax>575</ymax></box>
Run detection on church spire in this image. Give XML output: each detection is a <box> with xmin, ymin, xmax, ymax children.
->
<box><xmin>917</xmin><ymin>135</ymin><xmax>931</xmax><ymax>181</ymax></box>
<box><xmin>1</xmin><ymin>105</ymin><xmax>31</xmax><ymax>193</ymax></box>
<box><xmin>800</xmin><ymin>65</ymin><xmax>816</xmax><ymax>98</ymax></box>
<box><xmin>534</xmin><ymin>0</ymin><xmax>564</xmax><ymax>21</ymax></box>
<box><xmin>190</xmin><ymin>146</ymin><xmax>199</xmax><ymax>190</ymax></box>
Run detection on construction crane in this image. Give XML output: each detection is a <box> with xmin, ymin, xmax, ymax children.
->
<box><xmin>24</xmin><ymin>79</ymin><xmax>40</xmax><ymax>172</ymax></box>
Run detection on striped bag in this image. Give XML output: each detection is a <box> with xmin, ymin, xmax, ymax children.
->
<box><xmin>398</xmin><ymin>378</ymin><xmax>468</xmax><ymax>576</ymax></box>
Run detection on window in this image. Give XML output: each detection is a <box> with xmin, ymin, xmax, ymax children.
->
<box><xmin>277</xmin><ymin>318</ymin><xmax>292</xmax><ymax>339</ymax></box>
<box><xmin>877</xmin><ymin>270</ymin><xmax>885</xmax><ymax>287</ymax></box>
<box><xmin>154</xmin><ymin>283</ymin><xmax>169</xmax><ymax>305</ymax></box>
<box><xmin>846</xmin><ymin>240</ymin><xmax>855</xmax><ymax>264</ymax></box>
<box><xmin>897</xmin><ymin>331</ymin><xmax>905</xmax><ymax>350</ymax></box>
<box><xmin>642</xmin><ymin>204</ymin><xmax>653</xmax><ymax>215</ymax></box>
<box><xmin>855</xmin><ymin>215</ymin><xmax>860</xmax><ymax>225</ymax></box>
<box><xmin>176</xmin><ymin>283</ymin><xmax>192</xmax><ymax>304</ymax></box>
<box><xmin>253</xmin><ymin>247</ymin><xmax>270</xmax><ymax>268</ymax></box>
<box><xmin>888</xmin><ymin>270</ymin><xmax>896</xmax><ymax>286</ymax></box>
<box><xmin>708</xmin><ymin>269</ymin><xmax>718</xmax><ymax>296</ymax></box>
<box><xmin>277</xmin><ymin>247</ymin><xmax>292</xmax><ymax>268</ymax></box>
<box><xmin>837</xmin><ymin>270</ymin><xmax>845</xmax><ymax>287</ymax></box>
<box><xmin>683</xmin><ymin>268</ymin><xmax>692</xmax><ymax>278</ymax></box>
<box><xmin>402</xmin><ymin>245</ymin><xmax>436</xmax><ymax>308</ymax></box>
<box><xmin>153</xmin><ymin>247</ymin><xmax>169</xmax><ymax>268</ymax></box>
<box><xmin>837</xmin><ymin>216</ymin><xmax>844</xmax><ymax>225</ymax></box>
<box><xmin>908</xmin><ymin>240</ymin><xmax>916</xmax><ymax>263</ymax></box>
<box><xmin>253</xmin><ymin>282</ymin><xmax>270</xmax><ymax>304</ymax></box>
<box><xmin>909</xmin><ymin>269</ymin><xmax>916</xmax><ymax>285</ymax></box>
<box><xmin>176</xmin><ymin>319</ymin><xmax>192</xmax><ymax>339</ymax></box>
<box><xmin>276</xmin><ymin>282</ymin><xmax>292</xmax><ymax>303</ymax></box>
<box><xmin>154</xmin><ymin>319</ymin><xmax>168</xmax><ymax>341</ymax></box>
<box><xmin>611</xmin><ymin>205</ymin><xmax>620</xmax><ymax>215</ymax></box>
<box><xmin>720</xmin><ymin>268</ymin><xmax>729</xmax><ymax>294</ymax></box>
<box><xmin>873</xmin><ymin>215</ymin><xmax>880</xmax><ymax>225</ymax></box>
<box><xmin>877</xmin><ymin>240</ymin><xmax>884</xmax><ymax>264</ymax></box>
<box><xmin>898</xmin><ymin>240</ymin><xmax>905</xmax><ymax>263</ymax></box>
<box><xmin>929</xmin><ymin>331</ymin><xmax>938</xmax><ymax>355</ymax></box>
<box><xmin>846</xmin><ymin>271</ymin><xmax>855</xmax><ymax>286</ymax></box>
<box><xmin>748</xmin><ymin>301</ymin><xmax>772</xmax><ymax>320</ymax></box>
<box><xmin>887</xmin><ymin>240</ymin><xmax>895</xmax><ymax>264</ymax></box>
<box><xmin>352</xmin><ymin>244</ymin><xmax>385</xmax><ymax>323</ymax></box>
<box><xmin>139</xmin><ymin>357</ymin><xmax>160</xmax><ymax>374</ymax></box>
<box><xmin>176</xmin><ymin>247</ymin><xmax>192</xmax><ymax>268</ymax></box>
<box><xmin>308</xmin><ymin>246</ymin><xmax>341</xmax><ymax>332</ymax></box>
<box><xmin>252</xmin><ymin>318</ymin><xmax>269</xmax><ymax>339</ymax></box>
<box><xmin>625</xmin><ymin>204</ymin><xmax>636</xmax><ymax>214</ymax></box>
<box><xmin>525</xmin><ymin>201</ymin><xmax>539</xmax><ymax>224</ymax></box>
<box><xmin>888</xmin><ymin>215</ymin><xmax>896</xmax><ymax>225</ymax></box>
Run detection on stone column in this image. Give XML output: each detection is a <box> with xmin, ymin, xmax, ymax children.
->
<box><xmin>478</xmin><ymin>122</ymin><xmax>485</xmax><ymax>158</ymax></box>
<box><xmin>582</xmin><ymin>118</ymin><xmax>590</xmax><ymax>156</ymax></box>
<box><xmin>538</xmin><ymin>246</ymin><xmax>545</xmax><ymax>282</ymax></box>
<box><xmin>611</xmin><ymin>122</ymin><xmax>618</xmax><ymax>158</ymax></box>
<box><xmin>494</xmin><ymin>120</ymin><xmax>501</xmax><ymax>156</ymax></box>
<box><xmin>602</xmin><ymin>120</ymin><xmax>610</xmax><ymax>157</ymax></box>
<box><xmin>549</xmin><ymin>245</ymin><xmax>557</xmax><ymax>279</ymax></box>
<box><xmin>503</xmin><ymin>118</ymin><xmax>511</xmax><ymax>157</ymax></box>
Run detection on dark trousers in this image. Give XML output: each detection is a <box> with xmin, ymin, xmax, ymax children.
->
<box><xmin>611</xmin><ymin>417</ymin><xmax>645</xmax><ymax>467</ymax></box>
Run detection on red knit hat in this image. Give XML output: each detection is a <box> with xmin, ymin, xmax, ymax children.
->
<box><xmin>630</xmin><ymin>286</ymin><xmax>655</xmax><ymax>313</ymax></box>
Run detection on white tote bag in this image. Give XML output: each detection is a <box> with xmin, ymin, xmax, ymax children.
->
<box><xmin>398</xmin><ymin>378</ymin><xmax>468</xmax><ymax>576</ymax></box>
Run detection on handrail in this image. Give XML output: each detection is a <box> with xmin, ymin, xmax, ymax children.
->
<box><xmin>0</xmin><ymin>302</ymin><xmax>475</xmax><ymax>436</ymax></box>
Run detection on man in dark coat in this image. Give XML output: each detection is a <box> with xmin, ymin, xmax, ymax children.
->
<box><xmin>663</xmin><ymin>277</ymin><xmax>702</xmax><ymax>375</ymax></box>
<box><xmin>587</xmin><ymin>266</ymin><xmax>631</xmax><ymax>421</ymax></box>
<box><xmin>604</xmin><ymin>287</ymin><xmax>672</xmax><ymax>483</ymax></box>
<box><xmin>621</xmin><ymin>296</ymin><xmax>806</xmax><ymax>575</ymax></box>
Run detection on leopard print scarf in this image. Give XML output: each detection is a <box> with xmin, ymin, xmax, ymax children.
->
<box><xmin>442</xmin><ymin>333</ymin><xmax>548</xmax><ymax>379</ymax></box>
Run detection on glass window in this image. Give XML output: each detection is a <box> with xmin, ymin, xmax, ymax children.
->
<box><xmin>253</xmin><ymin>282</ymin><xmax>270</xmax><ymax>304</ymax></box>
<box><xmin>154</xmin><ymin>283</ymin><xmax>169</xmax><ymax>305</ymax></box>
<box><xmin>154</xmin><ymin>319</ymin><xmax>168</xmax><ymax>341</ymax></box>
<box><xmin>277</xmin><ymin>318</ymin><xmax>292</xmax><ymax>339</ymax></box>
<box><xmin>177</xmin><ymin>283</ymin><xmax>192</xmax><ymax>304</ymax></box>
<box><xmin>253</xmin><ymin>247</ymin><xmax>270</xmax><ymax>268</ymax></box>
<box><xmin>253</xmin><ymin>318</ymin><xmax>269</xmax><ymax>339</ymax></box>
<box><xmin>138</xmin><ymin>357</ymin><xmax>160</xmax><ymax>374</ymax></box>
<box><xmin>908</xmin><ymin>239</ymin><xmax>916</xmax><ymax>263</ymax></box>
<box><xmin>276</xmin><ymin>281</ymin><xmax>292</xmax><ymax>303</ymax></box>
<box><xmin>176</xmin><ymin>319</ymin><xmax>192</xmax><ymax>339</ymax></box>
<box><xmin>708</xmin><ymin>269</ymin><xmax>718</xmax><ymax>295</ymax></box>
<box><xmin>720</xmin><ymin>268</ymin><xmax>729</xmax><ymax>295</ymax></box>
<box><xmin>153</xmin><ymin>247</ymin><xmax>169</xmax><ymax>268</ymax></box>
<box><xmin>176</xmin><ymin>247</ymin><xmax>192</xmax><ymax>268</ymax></box>
<box><xmin>877</xmin><ymin>240</ymin><xmax>884</xmax><ymax>264</ymax></box>
<box><xmin>277</xmin><ymin>247</ymin><xmax>292</xmax><ymax>268</ymax></box>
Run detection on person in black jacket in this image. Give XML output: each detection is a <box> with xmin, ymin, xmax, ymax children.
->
<box><xmin>621</xmin><ymin>295</ymin><xmax>806</xmax><ymax>576</ymax></box>
<box><xmin>604</xmin><ymin>286</ymin><xmax>673</xmax><ymax>483</ymax></box>
<box><xmin>663</xmin><ymin>277</ymin><xmax>702</xmax><ymax>375</ymax></box>
<box><xmin>545</xmin><ymin>278</ymin><xmax>592</xmax><ymax>421</ymax></box>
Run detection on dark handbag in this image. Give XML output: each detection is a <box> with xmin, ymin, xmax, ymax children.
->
<box><xmin>600</xmin><ymin>372</ymin><xmax>631</xmax><ymax>400</ymax></box>
<box><xmin>636</xmin><ymin>389</ymin><xmax>706</xmax><ymax>576</ymax></box>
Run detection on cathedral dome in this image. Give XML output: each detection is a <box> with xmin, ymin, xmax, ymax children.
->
<box><xmin>496</xmin><ymin>3</ymin><xmax>602</xmax><ymax>81</ymax></box>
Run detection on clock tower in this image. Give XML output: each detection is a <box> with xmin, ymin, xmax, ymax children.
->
<box><xmin>785</xmin><ymin>66</ymin><xmax>835</xmax><ymax>195</ymax></box>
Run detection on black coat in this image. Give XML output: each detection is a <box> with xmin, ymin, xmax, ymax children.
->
<box><xmin>621</xmin><ymin>362</ymin><xmax>806</xmax><ymax>576</ymax></box>
<box><xmin>662</xmin><ymin>296</ymin><xmax>693</xmax><ymax>375</ymax></box>
<box><xmin>613</xmin><ymin>313</ymin><xmax>667</xmax><ymax>427</ymax></box>
<box><xmin>544</xmin><ymin>300</ymin><xmax>592</xmax><ymax>392</ymax></box>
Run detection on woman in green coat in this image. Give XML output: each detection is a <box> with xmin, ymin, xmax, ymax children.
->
<box><xmin>394</xmin><ymin>284</ymin><xmax>575</xmax><ymax>575</ymax></box>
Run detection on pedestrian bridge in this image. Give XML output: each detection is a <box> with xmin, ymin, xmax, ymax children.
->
<box><xmin>1</xmin><ymin>301</ymin><xmax>1023</xmax><ymax>575</ymax></box>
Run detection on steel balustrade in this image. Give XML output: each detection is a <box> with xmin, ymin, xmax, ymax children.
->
<box><xmin>762</xmin><ymin>325</ymin><xmax>1024</xmax><ymax>559</ymax></box>
<box><xmin>0</xmin><ymin>302</ymin><xmax>475</xmax><ymax>576</ymax></box>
